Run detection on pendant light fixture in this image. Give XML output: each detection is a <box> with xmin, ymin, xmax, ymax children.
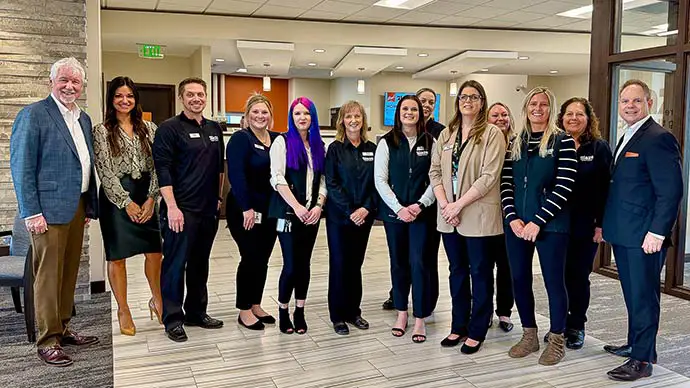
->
<box><xmin>262</xmin><ymin>63</ymin><xmax>271</xmax><ymax>92</ymax></box>
<box><xmin>357</xmin><ymin>67</ymin><xmax>365</xmax><ymax>95</ymax></box>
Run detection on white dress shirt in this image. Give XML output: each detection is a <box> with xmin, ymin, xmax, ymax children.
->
<box><xmin>269</xmin><ymin>136</ymin><xmax>327</xmax><ymax>208</ymax></box>
<box><xmin>51</xmin><ymin>93</ymin><xmax>91</xmax><ymax>193</ymax></box>
<box><xmin>374</xmin><ymin>135</ymin><xmax>436</xmax><ymax>214</ymax></box>
<box><xmin>614</xmin><ymin>115</ymin><xmax>651</xmax><ymax>162</ymax></box>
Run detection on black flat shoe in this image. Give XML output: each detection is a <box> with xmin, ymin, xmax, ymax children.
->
<box><xmin>279</xmin><ymin>307</ymin><xmax>294</xmax><ymax>334</ymax></box>
<box><xmin>166</xmin><ymin>324</ymin><xmax>188</xmax><ymax>342</ymax></box>
<box><xmin>185</xmin><ymin>314</ymin><xmax>224</xmax><ymax>329</ymax></box>
<box><xmin>440</xmin><ymin>334</ymin><xmax>464</xmax><ymax>348</ymax></box>
<box><xmin>293</xmin><ymin>306</ymin><xmax>308</xmax><ymax>334</ymax></box>
<box><xmin>382</xmin><ymin>298</ymin><xmax>394</xmax><ymax>310</ymax></box>
<box><xmin>604</xmin><ymin>344</ymin><xmax>632</xmax><ymax>358</ymax></box>
<box><xmin>461</xmin><ymin>340</ymin><xmax>483</xmax><ymax>354</ymax></box>
<box><xmin>238</xmin><ymin>315</ymin><xmax>265</xmax><ymax>331</ymax></box>
<box><xmin>607</xmin><ymin>359</ymin><xmax>652</xmax><ymax>381</ymax></box>
<box><xmin>498</xmin><ymin>321</ymin><xmax>514</xmax><ymax>333</ymax></box>
<box><xmin>347</xmin><ymin>316</ymin><xmax>369</xmax><ymax>330</ymax></box>
<box><xmin>565</xmin><ymin>329</ymin><xmax>585</xmax><ymax>350</ymax></box>
<box><xmin>254</xmin><ymin>314</ymin><xmax>276</xmax><ymax>324</ymax></box>
<box><xmin>333</xmin><ymin>322</ymin><xmax>349</xmax><ymax>335</ymax></box>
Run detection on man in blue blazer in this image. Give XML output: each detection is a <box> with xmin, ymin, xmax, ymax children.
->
<box><xmin>10</xmin><ymin>57</ymin><xmax>99</xmax><ymax>367</ymax></box>
<box><xmin>602</xmin><ymin>79</ymin><xmax>683</xmax><ymax>381</ymax></box>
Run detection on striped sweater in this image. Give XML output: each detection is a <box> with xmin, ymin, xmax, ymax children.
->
<box><xmin>501</xmin><ymin>131</ymin><xmax>577</xmax><ymax>227</ymax></box>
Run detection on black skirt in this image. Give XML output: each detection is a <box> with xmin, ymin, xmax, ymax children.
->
<box><xmin>99</xmin><ymin>173</ymin><xmax>162</xmax><ymax>260</ymax></box>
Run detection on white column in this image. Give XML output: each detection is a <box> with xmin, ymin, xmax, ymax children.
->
<box><xmin>211</xmin><ymin>73</ymin><xmax>218</xmax><ymax>117</ymax></box>
<box><xmin>219</xmin><ymin>74</ymin><xmax>226</xmax><ymax>115</ymax></box>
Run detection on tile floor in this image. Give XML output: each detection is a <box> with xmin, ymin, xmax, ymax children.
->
<box><xmin>111</xmin><ymin>225</ymin><xmax>690</xmax><ymax>388</ymax></box>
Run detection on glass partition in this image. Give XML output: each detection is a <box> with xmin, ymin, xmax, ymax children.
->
<box><xmin>616</xmin><ymin>0</ymin><xmax>679</xmax><ymax>53</ymax></box>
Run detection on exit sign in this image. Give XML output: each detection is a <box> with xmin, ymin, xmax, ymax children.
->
<box><xmin>138</xmin><ymin>44</ymin><xmax>164</xmax><ymax>59</ymax></box>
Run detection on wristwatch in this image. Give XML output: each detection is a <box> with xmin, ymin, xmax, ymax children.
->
<box><xmin>416</xmin><ymin>201</ymin><xmax>426</xmax><ymax>210</ymax></box>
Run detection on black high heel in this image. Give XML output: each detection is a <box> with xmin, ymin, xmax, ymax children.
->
<box><xmin>238</xmin><ymin>315</ymin><xmax>264</xmax><ymax>331</ymax></box>
<box><xmin>279</xmin><ymin>307</ymin><xmax>294</xmax><ymax>334</ymax></box>
<box><xmin>293</xmin><ymin>306</ymin><xmax>308</xmax><ymax>334</ymax></box>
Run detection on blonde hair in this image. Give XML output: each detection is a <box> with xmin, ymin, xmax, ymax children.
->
<box><xmin>243</xmin><ymin>93</ymin><xmax>274</xmax><ymax>129</ymax></box>
<box><xmin>510</xmin><ymin>87</ymin><xmax>561</xmax><ymax>160</ymax></box>
<box><xmin>335</xmin><ymin>100</ymin><xmax>369</xmax><ymax>143</ymax></box>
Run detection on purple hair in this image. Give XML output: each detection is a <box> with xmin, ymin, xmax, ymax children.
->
<box><xmin>286</xmin><ymin>97</ymin><xmax>325</xmax><ymax>173</ymax></box>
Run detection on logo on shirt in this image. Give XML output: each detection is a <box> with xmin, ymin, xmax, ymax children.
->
<box><xmin>416</xmin><ymin>146</ymin><xmax>429</xmax><ymax>157</ymax></box>
<box><xmin>209</xmin><ymin>135</ymin><xmax>219</xmax><ymax>142</ymax></box>
<box><xmin>362</xmin><ymin>151</ymin><xmax>374</xmax><ymax>162</ymax></box>
<box><xmin>580</xmin><ymin>155</ymin><xmax>594</xmax><ymax>162</ymax></box>
<box><xmin>546</xmin><ymin>148</ymin><xmax>554</xmax><ymax>156</ymax></box>
<box><xmin>189</xmin><ymin>133</ymin><xmax>201</xmax><ymax>138</ymax></box>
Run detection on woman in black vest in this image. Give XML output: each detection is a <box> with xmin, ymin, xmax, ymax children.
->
<box><xmin>558</xmin><ymin>97</ymin><xmax>612</xmax><ymax>349</ymax></box>
<box><xmin>269</xmin><ymin>96</ymin><xmax>327</xmax><ymax>335</ymax></box>
<box><xmin>500</xmin><ymin>87</ymin><xmax>577</xmax><ymax>365</ymax></box>
<box><xmin>325</xmin><ymin>100</ymin><xmax>377</xmax><ymax>335</ymax></box>
<box><xmin>375</xmin><ymin>95</ymin><xmax>436</xmax><ymax>343</ymax></box>
<box><xmin>227</xmin><ymin>94</ymin><xmax>279</xmax><ymax>331</ymax></box>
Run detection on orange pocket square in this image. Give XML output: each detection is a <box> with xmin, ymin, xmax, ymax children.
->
<box><xmin>625</xmin><ymin>152</ymin><xmax>639</xmax><ymax>158</ymax></box>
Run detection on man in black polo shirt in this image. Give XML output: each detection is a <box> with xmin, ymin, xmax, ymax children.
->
<box><xmin>153</xmin><ymin>77</ymin><xmax>225</xmax><ymax>342</ymax></box>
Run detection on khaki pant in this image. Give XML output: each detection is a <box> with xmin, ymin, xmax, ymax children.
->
<box><xmin>30</xmin><ymin>198</ymin><xmax>86</xmax><ymax>347</ymax></box>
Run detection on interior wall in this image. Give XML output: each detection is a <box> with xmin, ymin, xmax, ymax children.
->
<box><xmin>447</xmin><ymin>74</ymin><xmax>529</xmax><ymax>127</ymax></box>
<box><xmin>102</xmin><ymin>52</ymin><xmax>191</xmax><ymax>113</ymax></box>
<box><xmin>191</xmin><ymin>45</ymin><xmax>212</xmax><ymax>118</ymax></box>
<box><xmin>225</xmin><ymin>76</ymin><xmax>289</xmax><ymax>132</ymax></box>
<box><xmin>289</xmin><ymin>78</ymin><xmax>332</xmax><ymax>126</ymax></box>
<box><xmin>527</xmin><ymin>74</ymin><xmax>591</xmax><ymax>107</ymax></box>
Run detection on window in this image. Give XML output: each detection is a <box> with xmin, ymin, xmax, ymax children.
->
<box><xmin>615</xmin><ymin>0</ymin><xmax>679</xmax><ymax>53</ymax></box>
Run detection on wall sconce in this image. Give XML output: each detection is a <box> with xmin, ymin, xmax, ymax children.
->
<box><xmin>263</xmin><ymin>76</ymin><xmax>271</xmax><ymax>92</ymax></box>
<box><xmin>449</xmin><ymin>82</ymin><xmax>458</xmax><ymax>97</ymax></box>
<box><xmin>357</xmin><ymin>79</ymin><xmax>365</xmax><ymax>95</ymax></box>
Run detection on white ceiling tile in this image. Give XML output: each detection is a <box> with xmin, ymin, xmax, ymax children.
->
<box><xmin>469</xmin><ymin>19</ymin><xmax>520</xmax><ymax>28</ymax></box>
<box><xmin>525</xmin><ymin>15</ymin><xmax>578</xmax><ymax>28</ymax></box>
<box><xmin>490</xmin><ymin>10</ymin><xmax>550</xmax><ymax>24</ymax></box>
<box><xmin>344</xmin><ymin>5</ymin><xmax>407</xmax><ymax>21</ymax></box>
<box><xmin>417</xmin><ymin>0</ymin><xmax>476</xmax><ymax>15</ymax></box>
<box><xmin>266</xmin><ymin>0</ymin><xmax>322</xmax><ymax>8</ymax></box>
<box><xmin>337</xmin><ymin>0</ymin><xmax>379</xmax><ymax>4</ymax></box>
<box><xmin>105</xmin><ymin>0</ymin><xmax>158</xmax><ymax>9</ymax></box>
<box><xmin>157</xmin><ymin>1</ymin><xmax>210</xmax><ymax>12</ymax></box>
<box><xmin>455</xmin><ymin>5</ymin><xmax>512</xmax><ymax>19</ymax></box>
<box><xmin>253</xmin><ymin>5</ymin><xmax>306</xmax><ymax>18</ymax></box>
<box><xmin>313</xmin><ymin>1</ymin><xmax>367</xmax><ymax>14</ymax></box>
<box><xmin>520</xmin><ymin>1</ymin><xmax>584</xmax><ymax>16</ymax></box>
<box><xmin>560</xmin><ymin>19</ymin><xmax>591</xmax><ymax>31</ymax></box>
<box><xmin>427</xmin><ymin>15</ymin><xmax>483</xmax><ymax>27</ymax></box>
<box><xmin>206</xmin><ymin>0</ymin><xmax>262</xmax><ymax>14</ymax></box>
<box><xmin>388</xmin><ymin>11</ymin><xmax>446</xmax><ymax>24</ymax></box>
<box><xmin>559</xmin><ymin>0</ymin><xmax>592</xmax><ymax>5</ymax></box>
<box><xmin>482</xmin><ymin>0</ymin><xmax>549</xmax><ymax>11</ymax></box>
<box><xmin>298</xmin><ymin>10</ymin><xmax>349</xmax><ymax>21</ymax></box>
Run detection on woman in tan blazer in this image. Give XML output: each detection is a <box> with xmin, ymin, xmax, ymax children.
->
<box><xmin>429</xmin><ymin>80</ymin><xmax>506</xmax><ymax>354</ymax></box>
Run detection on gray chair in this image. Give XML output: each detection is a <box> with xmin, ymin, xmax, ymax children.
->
<box><xmin>0</xmin><ymin>213</ymin><xmax>35</xmax><ymax>342</ymax></box>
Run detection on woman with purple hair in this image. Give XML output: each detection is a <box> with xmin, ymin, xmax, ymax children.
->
<box><xmin>268</xmin><ymin>96</ymin><xmax>327</xmax><ymax>335</ymax></box>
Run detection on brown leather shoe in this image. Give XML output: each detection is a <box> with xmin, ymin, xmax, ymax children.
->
<box><xmin>61</xmin><ymin>329</ymin><xmax>99</xmax><ymax>346</ymax></box>
<box><xmin>38</xmin><ymin>345</ymin><xmax>73</xmax><ymax>367</ymax></box>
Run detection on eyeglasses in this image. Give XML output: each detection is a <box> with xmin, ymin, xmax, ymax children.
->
<box><xmin>459</xmin><ymin>94</ymin><xmax>482</xmax><ymax>102</ymax></box>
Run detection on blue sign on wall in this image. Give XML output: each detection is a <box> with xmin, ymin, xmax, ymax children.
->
<box><xmin>383</xmin><ymin>92</ymin><xmax>441</xmax><ymax>127</ymax></box>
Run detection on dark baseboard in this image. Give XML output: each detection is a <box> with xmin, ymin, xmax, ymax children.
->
<box><xmin>91</xmin><ymin>280</ymin><xmax>106</xmax><ymax>294</ymax></box>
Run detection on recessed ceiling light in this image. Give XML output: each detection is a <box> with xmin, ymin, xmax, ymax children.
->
<box><xmin>450</xmin><ymin>70</ymin><xmax>458</xmax><ymax>74</ymax></box>
<box><xmin>395</xmin><ymin>66</ymin><xmax>404</xmax><ymax>70</ymax></box>
<box><xmin>236</xmin><ymin>68</ymin><xmax>248</xmax><ymax>73</ymax></box>
<box><xmin>314</xmin><ymin>49</ymin><xmax>326</xmax><ymax>53</ymax></box>
<box><xmin>373</xmin><ymin>0</ymin><xmax>435</xmax><ymax>10</ymax></box>
<box><xmin>518</xmin><ymin>56</ymin><xmax>529</xmax><ymax>60</ymax></box>
<box><xmin>307</xmin><ymin>62</ymin><xmax>317</xmax><ymax>67</ymax></box>
<box><xmin>480</xmin><ymin>68</ymin><xmax>489</xmax><ymax>72</ymax></box>
<box><xmin>417</xmin><ymin>53</ymin><xmax>429</xmax><ymax>57</ymax></box>
<box><xmin>549</xmin><ymin>70</ymin><xmax>559</xmax><ymax>74</ymax></box>
<box><xmin>214</xmin><ymin>58</ymin><xmax>225</xmax><ymax>62</ymax></box>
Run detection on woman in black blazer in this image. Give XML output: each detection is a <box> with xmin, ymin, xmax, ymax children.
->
<box><xmin>556</xmin><ymin>97</ymin><xmax>612</xmax><ymax>349</ymax></box>
<box><xmin>227</xmin><ymin>94</ymin><xmax>279</xmax><ymax>331</ymax></box>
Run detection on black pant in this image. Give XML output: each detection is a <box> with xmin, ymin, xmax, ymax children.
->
<box><xmin>442</xmin><ymin>233</ymin><xmax>496</xmax><ymax>341</ymax></box>
<box><xmin>493</xmin><ymin>236</ymin><xmax>514</xmax><ymax>317</ymax></box>
<box><xmin>160</xmin><ymin>209</ymin><xmax>218</xmax><ymax>329</ymax></box>
<box><xmin>277</xmin><ymin>220</ymin><xmax>320</xmax><ymax>304</ymax></box>
<box><xmin>227</xmin><ymin>211</ymin><xmax>277</xmax><ymax>310</ymax></box>
<box><xmin>505</xmin><ymin>229</ymin><xmax>568</xmax><ymax>334</ymax></box>
<box><xmin>564</xmin><ymin>236</ymin><xmax>599</xmax><ymax>330</ymax></box>
<box><xmin>384</xmin><ymin>220</ymin><xmax>433</xmax><ymax>318</ymax></box>
<box><xmin>614</xmin><ymin>245</ymin><xmax>666</xmax><ymax>363</ymax></box>
<box><xmin>326</xmin><ymin>218</ymin><xmax>373</xmax><ymax>323</ymax></box>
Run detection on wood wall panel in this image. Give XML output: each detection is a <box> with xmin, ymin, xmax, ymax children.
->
<box><xmin>224</xmin><ymin>76</ymin><xmax>289</xmax><ymax>133</ymax></box>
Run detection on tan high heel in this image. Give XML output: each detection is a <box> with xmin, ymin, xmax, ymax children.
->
<box><xmin>149</xmin><ymin>298</ymin><xmax>162</xmax><ymax>325</ymax></box>
<box><xmin>118</xmin><ymin>310</ymin><xmax>136</xmax><ymax>336</ymax></box>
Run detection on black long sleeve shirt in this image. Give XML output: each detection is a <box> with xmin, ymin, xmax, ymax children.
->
<box><xmin>571</xmin><ymin>138</ymin><xmax>613</xmax><ymax>237</ymax></box>
<box><xmin>152</xmin><ymin>112</ymin><xmax>224</xmax><ymax>216</ymax></box>
<box><xmin>325</xmin><ymin>138</ymin><xmax>377</xmax><ymax>224</ymax></box>
<box><xmin>226</xmin><ymin>129</ymin><xmax>278</xmax><ymax>215</ymax></box>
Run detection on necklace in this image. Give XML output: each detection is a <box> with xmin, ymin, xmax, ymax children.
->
<box><xmin>252</xmin><ymin>128</ymin><xmax>270</xmax><ymax>146</ymax></box>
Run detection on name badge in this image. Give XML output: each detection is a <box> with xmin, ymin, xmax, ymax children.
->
<box><xmin>546</xmin><ymin>148</ymin><xmax>554</xmax><ymax>156</ymax></box>
<box><xmin>362</xmin><ymin>157</ymin><xmax>374</xmax><ymax>162</ymax></box>
<box><xmin>362</xmin><ymin>151</ymin><xmax>374</xmax><ymax>157</ymax></box>
<box><xmin>254</xmin><ymin>212</ymin><xmax>262</xmax><ymax>224</ymax></box>
<box><xmin>443</xmin><ymin>145</ymin><xmax>452</xmax><ymax>151</ymax></box>
<box><xmin>189</xmin><ymin>133</ymin><xmax>201</xmax><ymax>138</ymax></box>
<box><xmin>254</xmin><ymin>143</ymin><xmax>265</xmax><ymax>150</ymax></box>
<box><xmin>209</xmin><ymin>135</ymin><xmax>219</xmax><ymax>142</ymax></box>
<box><xmin>416</xmin><ymin>146</ymin><xmax>429</xmax><ymax>157</ymax></box>
<box><xmin>580</xmin><ymin>155</ymin><xmax>594</xmax><ymax>162</ymax></box>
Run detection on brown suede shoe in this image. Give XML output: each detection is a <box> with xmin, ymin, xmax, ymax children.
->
<box><xmin>539</xmin><ymin>332</ymin><xmax>566</xmax><ymax>365</ymax></box>
<box><xmin>509</xmin><ymin>327</ymin><xmax>540</xmax><ymax>358</ymax></box>
<box><xmin>61</xmin><ymin>329</ymin><xmax>99</xmax><ymax>346</ymax></box>
<box><xmin>38</xmin><ymin>345</ymin><xmax>73</xmax><ymax>367</ymax></box>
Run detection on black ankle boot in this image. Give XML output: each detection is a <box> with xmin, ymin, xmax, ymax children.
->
<box><xmin>293</xmin><ymin>306</ymin><xmax>308</xmax><ymax>334</ymax></box>
<box><xmin>279</xmin><ymin>307</ymin><xmax>294</xmax><ymax>334</ymax></box>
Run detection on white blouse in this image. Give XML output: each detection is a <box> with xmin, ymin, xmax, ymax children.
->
<box><xmin>269</xmin><ymin>136</ymin><xmax>327</xmax><ymax>208</ymax></box>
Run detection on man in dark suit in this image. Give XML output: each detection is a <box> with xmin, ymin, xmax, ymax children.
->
<box><xmin>10</xmin><ymin>57</ymin><xmax>100</xmax><ymax>367</ymax></box>
<box><xmin>602</xmin><ymin>79</ymin><xmax>683</xmax><ymax>381</ymax></box>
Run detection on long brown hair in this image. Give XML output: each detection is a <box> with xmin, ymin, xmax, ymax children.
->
<box><xmin>104</xmin><ymin>76</ymin><xmax>150</xmax><ymax>156</ymax></box>
<box><xmin>335</xmin><ymin>100</ymin><xmax>369</xmax><ymax>143</ymax></box>
<box><xmin>447</xmin><ymin>80</ymin><xmax>489</xmax><ymax>144</ymax></box>
<box><xmin>389</xmin><ymin>95</ymin><xmax>427</xmax><ymax>148</ymax></box>
<box><xmin>557</xmin><ymin>97</ymin><xmax>601</xmax><ymax>143</ymax></box>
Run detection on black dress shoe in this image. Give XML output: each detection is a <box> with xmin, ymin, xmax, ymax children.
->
<box><xmin>254</xmin><ymin>314</ymin><xmax>276</xmax><ymax>324</ymax></box>
<box><xmin>347</xmin><ymin>316</ymin><xmax>369</xmax><ymax>330</ymax></box>
<box><xmin>603</xmin><ymin>344</ymin><xmax>632</xmax><ymax>358</ymax></box>
<box><xmin>61</xmin><ymin>330</ymin><xmax>99</xmax><ymax>346</ymax></box>
<box><xmin>382</xmin><ymin>298</ymin><xmax>394</xmax><ymax>310</ymax></box>
<box><xmin>440</xmin><ymin>332</ymin><xmax>467</xmax><ymax>348</ymax></box>
<box><xmin>238</xmin><ymin>316</ymin><xmax>265</xmax><ymax>331</ymax></box>
<box><xmin>498</xmin><ymin>321</ymin><xmax>514</xmax><ymax>333</ymax></box>
<box><xmin>333</xmin><ymin>322</ymin><xmax>349</xmax><ymax>335</ymax></box>
<box><xmin>185</xmin><ymin>314</ymin><xmax>224</xmax><ymax>329</ymax></box>
<box><xmin>166</xmin><ymin>325</ymin><xmax>188</xmax><ymax>342</ymax></box>
<box><xmin>607</xmin><ymin>359</ymin><xmax>652</xmax><ymax>381</ymax></box>
<box><xmin>461</xmin><ymin>340</ymin><xmax>483</xmax><ymax>354</ymax></box>
<box><xmin>565</xmin><ymin>329</ymin><xmax>585</xmax><ymax>350</ymax></box>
